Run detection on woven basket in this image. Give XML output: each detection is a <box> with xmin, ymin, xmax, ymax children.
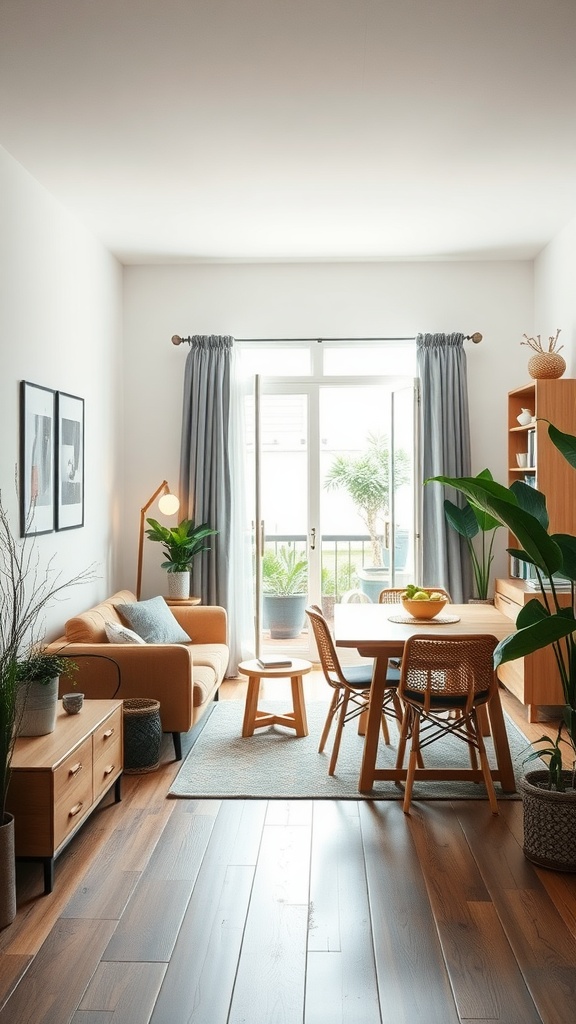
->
<box><xmin>519</xmin><ymin>770</ymin><xmax>576</xmax><ymax>872</ymax></box>
<box><xmin>122</xmin><ymin>698</ymin><xmax>162</xmax><ymax>774</ymax></box>
<box><xmin>527</xmin><ymin>352</ymin><xmax>566</xmax><ymax>379</ymax></box>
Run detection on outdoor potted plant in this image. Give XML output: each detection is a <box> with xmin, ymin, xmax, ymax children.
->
<box><xmin>0</xmin><ymin>491</ymin><xmax>92</xmax><ymax>927</ymax></box>
<box><xmin>428</xmin><ymin>421</ymin><xmax>576</xmax><ymax>870</ymax></box>
<box><xmin>145</xmin><ymin>517</ymin><xmax>217</xmax><ymax>599</ymax></box>
<box><xmin>443</xmin><ymin>469</ymin><xmax>503</xmax><ymax>601</ymax></box>
<box><xmin>15</xmin><ymin>651</ymin><xmax>78</xmax><ymax>737</ymax></box>
<box><xmin>262</xmin><ymin>545</ymin><xmax>308</xmax><ymax>639</ymax></box>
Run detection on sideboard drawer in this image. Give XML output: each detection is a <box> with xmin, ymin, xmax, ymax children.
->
<box><xmin>94</xmin><ymin>706</ymin><xmax>122</xmax><ymax>760</ymax></box>
<box><xmin>54</xmin><ymin>770</ymin><xmax>93</xmax><ymax>848</ymax></box>
<box><xmin>53</xmin><ymin>735</ymin><xmax>92</xmax><ymax>804</ymax></box>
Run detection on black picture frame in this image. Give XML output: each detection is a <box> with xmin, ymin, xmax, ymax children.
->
<box><xmin>56</xmin><ymin>391</ymin><xmax>85</xmax><ymax>530</ymax></box>
<box><xmin>19</xmin><ymin>380</ymin><xmax>56</xmax><ymax>536</ymax></box>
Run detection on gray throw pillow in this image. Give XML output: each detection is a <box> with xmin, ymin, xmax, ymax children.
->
<box><xmin>117</xmin><ymin>596</ymin><xmax>191</xmax><ymax>644</ymax></box>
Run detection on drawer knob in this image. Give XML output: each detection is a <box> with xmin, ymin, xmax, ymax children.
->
<box><xmin>103</xmin><ymin>728</ymin><xmax>115</xmax><ymax>739</ymax></box>
<box><xmin>103</xmin><ymin>764</ymin><xmax>116</xmax><ymax>777</ymax></box>
<box><xmin>69</xmin><ymin>802</ymin><xmax>84</xmax><ymax>818</ymax></box>
<box><xmin>68</xmin><ymin>762</ymin><xmax>83</xmax><ymax>777</ymax></box>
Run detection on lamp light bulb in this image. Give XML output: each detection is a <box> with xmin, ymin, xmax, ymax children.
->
<box><xmin>158</xmin><ymin>493</ymin><xmax>180</xmax><ymax>516</ymax></box>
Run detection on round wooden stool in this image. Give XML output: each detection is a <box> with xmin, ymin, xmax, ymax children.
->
<box><xmin>238</xmin><ymin>658</ymin><xmax>312</xmax><ymax>737</ymax></box>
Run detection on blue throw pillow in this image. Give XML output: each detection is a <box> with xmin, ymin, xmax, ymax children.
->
<box><xmin>117</xmin><ymin>596</ymin><xmax>191</xmax><ymax>644</ymax></box>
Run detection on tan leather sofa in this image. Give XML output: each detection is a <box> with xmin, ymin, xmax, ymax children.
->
<box><xmin>47</xmin><ymin>590</ymin><xmax>229</xmax><ymax>759</ymax></box>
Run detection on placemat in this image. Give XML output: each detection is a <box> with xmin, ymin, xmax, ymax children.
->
<box><xmin>387</xmin><ymin>614</ymin><xmax>461</xmax><ymax>624</ymax></box>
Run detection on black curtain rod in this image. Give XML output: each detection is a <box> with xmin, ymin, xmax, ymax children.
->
<box><xmin>171</xmin><ymin>332</ymin><xmax>483</xmax><ymax>345</ymax></box>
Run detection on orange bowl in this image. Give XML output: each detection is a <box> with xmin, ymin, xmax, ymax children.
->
<box><xmin>401</xmin><ymin>596</ymin><xmax>447</xmax><ymax>620</ymax></box>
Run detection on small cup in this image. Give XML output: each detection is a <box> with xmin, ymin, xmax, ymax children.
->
<box><xmin>62</xmin><ymin>692</ymin><xmax>84</xmax><ymax>715</ymax></box>
<box><xmin>516</xmin><ymin>453</ymin><xmax>529</xmax><ymax>468</ymax></box>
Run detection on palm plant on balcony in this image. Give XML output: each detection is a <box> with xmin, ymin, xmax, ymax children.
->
<box><xmin>262</xmin><ymin>545</ymin><xmax>308</xmax><ymax>639</ymax></box>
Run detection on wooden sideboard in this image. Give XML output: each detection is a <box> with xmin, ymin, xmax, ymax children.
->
<box><xmin>6</xmin><ymin>699</ymin><xmax>123</xmax><ymax>893</ymax></box>
<box><xmin>494</xmin><ymin>577</ymin><xmax>567</xmax><ymax>720</ymax></box>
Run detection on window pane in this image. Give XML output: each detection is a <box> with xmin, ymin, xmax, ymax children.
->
<box><xmin>238</xmin><ymin>346</ymin><xmax>311</xmax><ymax>376</ymax></box>
<box><xmin>323</xmin><ymin>344</ymin><xmax>416</xmax><ymax>376</ymax></box>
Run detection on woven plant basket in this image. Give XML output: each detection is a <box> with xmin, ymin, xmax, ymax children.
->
<box><xmin>122</xmin><ymin>698</ymin><xmax>162</xmax><ymax>774</ymax></box>
<box><xmin>519</xmin><ymin>770</ymin><xmax>576</xmax><ymax>872</ymax></box>
<box><xmin>527</xmin><ymin>351</ymin><xmax>566</xmax><ymax>379</ymax></box>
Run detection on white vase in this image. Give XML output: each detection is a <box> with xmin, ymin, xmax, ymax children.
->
<box><xmin>166</xmin><ymin>571</ymin><xmax>190</xmax><ymax>599</ymax></box>
<box><xmin>15</xmin><ymin>678</ymin><xmax>58</xmax><ymax>736</ymax></box>
<box><xmin>516</xmin><ymin>408</ymin><xmax>533</xmax><ymax>426</ymax></box>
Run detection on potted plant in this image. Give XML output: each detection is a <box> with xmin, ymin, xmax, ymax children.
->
<box><xmin>427</xmin><ymin>421</ymin><xmax>576</xmax><ymax>870</ymax></box>
<box><xmin>443</xmin><ymin>469</ymin><xmax>503</xmax><ymax>601</ymax></box>
<box><xmin>0</xmin><ymin>491</ymin><xmax>92</xmax><ymax>927</ymax></box>
<box><xmin>15</xmin><ymin>651</ymin><xmax>78</xmax><ymax>737</ymax></box>
<box><xmin>145</xmin><ymin>517</ymin><xmax>217</xmax><ymax>599</ymax></box>
<box><xmin>262</xmin><ymin>545</ymin><xmax>308</xmax><ymax>639</ymax></box>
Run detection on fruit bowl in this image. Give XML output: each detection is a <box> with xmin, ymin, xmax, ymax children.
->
<box><xmin>401</xmin><ymin>595</ymin><xmax>448</xmax><ymax>620</ymax></box>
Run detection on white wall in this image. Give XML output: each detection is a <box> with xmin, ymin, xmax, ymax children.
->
<box><xmin>0</xmin><ymin>145</ymin><xmax>123</xmax><ymax>638</ymax></box>
<box><xmin>123</xmin><ymin>260</ymin><xmax>534</xmax><ymax>591</ymax></box>
<box><xmin>534</xmin><ymin>213</ymin><xmax>576</xmax><ymax>373</ymax></box>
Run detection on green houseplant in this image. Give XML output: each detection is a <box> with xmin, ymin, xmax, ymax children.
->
<box><xmin>443</xmin><ymin>469</ymin><xmax>503</xmax><ymax>600</ymax></box>
<box><xmin>145</xmin><ymin>517</ymin><xmax>217</xmax><ymax>599</ymax></box>
<box><xmin>262</xmin><ymin>545</ymin><xmax>308</xmax><ymax>639</ymax></box>
<box><xmin>428</xmin><ymin>422</ymin><xmax>576</xmax><ymax>870</ymax></box>
<box><xmin>145</xmin><ymin>518</ymin><xmax>217</xmax><ymax>572</ymax></box>
<box><xmin>15</xmin><ymin>651</ymin><xmax>78</xmax><ymax>737</ymax></box>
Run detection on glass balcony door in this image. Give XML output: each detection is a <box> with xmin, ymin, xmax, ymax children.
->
<box><xmin>254</xmin><ymin>377</ymin><xmax>418</xmax><ymax>659</ymax></box>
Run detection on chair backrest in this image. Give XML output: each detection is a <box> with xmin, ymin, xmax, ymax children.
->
<box><xmin>378</xmin><ymin>587</ymin><xmax>452</xmax><ymax>604</ymax></box>
<box><xmin>305</xmin><ymin>604</ymin><xmax>347</xmax><ymax>688</ymax></box>
<box><xmin>399</xmin><ymin>633</ymin><xmax>498</xmax><ymax>713</ymax></box>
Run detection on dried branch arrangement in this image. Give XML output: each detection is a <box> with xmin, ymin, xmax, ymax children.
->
<box><xmin>521</xmin><ymin>328</ymin><xmax>563</xmax><ymax>354</ymax></box>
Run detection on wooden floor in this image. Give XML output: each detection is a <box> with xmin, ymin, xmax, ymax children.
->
<box><xmin>1</xmin><ymin>675</ymin><xmax>576</xmax><ymax>1023</ymax></box>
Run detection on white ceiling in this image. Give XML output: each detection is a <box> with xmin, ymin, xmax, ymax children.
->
<box><xmin>1</xmin><ymin>0</ymin><xmax>576</xmax><ymax>264</ymax></box>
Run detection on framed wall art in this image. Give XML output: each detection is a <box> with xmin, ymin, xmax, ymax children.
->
<box><xmin>56</xmin><ymin>391</ymin><xmax>84</xmax><ymax>530</ymax></box>
<box><xmin>20</xmin><ymin>380</ymin><xmax>56</xmax><ymax>536</ymax></box>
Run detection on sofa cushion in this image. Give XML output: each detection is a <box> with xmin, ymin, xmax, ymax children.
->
<box><xmin>104</xmin><ymin>620</ymin><xmax>146</xmax><ymax>645</ymax></box>
<box><xmin>65</xmin><ymin>590</ymin><xmax>137</xmax><ymax>643</ymax></box>
<box><xmin>117</xmin><ymin>596</ymin><xmax>191</xmax><ymax>644</ymax></box>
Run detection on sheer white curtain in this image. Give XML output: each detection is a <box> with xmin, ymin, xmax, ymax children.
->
<box><xmin>179</xmin><ymin>335</ymin><xmax>254</xmax><ymax>674</ymax></box>
<box><xmin>417</xmin><ymin>332</ymin><xmax>473</xmax><ymax>602</ymax></box>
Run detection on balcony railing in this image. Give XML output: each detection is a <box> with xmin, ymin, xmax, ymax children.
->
<box><xmin>264</xmin><ymin>533</ymin><xmax>383</xmax><ymax>600</ymax></box>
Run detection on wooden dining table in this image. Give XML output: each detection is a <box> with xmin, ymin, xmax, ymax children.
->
<box><xmin>333</xmin><ymin>602</ymin><xmax>517</xmax><ymax>793</ymax></box>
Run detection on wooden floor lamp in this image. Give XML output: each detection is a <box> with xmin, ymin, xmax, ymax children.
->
<box><xmin>136</xmin><ymin>480</ymin><xmax>180</xmax><ymax>599</ymax></box>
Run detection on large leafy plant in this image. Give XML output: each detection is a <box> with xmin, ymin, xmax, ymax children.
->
<box><xmin>443</xmin><ymin>469</ymin><xmax>503</xmax><ymax>600</ymax></box>
<box><xmin>428</xmin><ymin>422</ymin><xmax>576</xmax><ymax>790</ymax></box>
<box><xmin>145</xmin><ymin>518</ymin><xmax>217</xmax><ymax>573</ymax></box>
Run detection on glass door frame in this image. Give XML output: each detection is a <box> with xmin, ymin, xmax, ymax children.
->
<box><xmin>254</xmin><ymin>373</ymin><xmax>420</xmax><ymax>659</ymax></box>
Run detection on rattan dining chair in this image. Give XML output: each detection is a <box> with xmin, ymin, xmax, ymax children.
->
<box><xmin>305</xmin><ymin>604</ymin><xmax>403</xmax><ymax>775</ymax></box>
<box><xmin>396</xmin><ymin>633</ymin><xmax>500</xmax><ymax>814</ymax></box>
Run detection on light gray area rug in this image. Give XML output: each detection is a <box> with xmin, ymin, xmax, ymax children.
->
<box><xmin>169</xmin><ymin>701</ymin><xmax>532</xmax><ymax>801</ymax></box>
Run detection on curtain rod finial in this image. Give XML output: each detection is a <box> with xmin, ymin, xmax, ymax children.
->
<box><xmin>172</xmin><ymin>335</ymin><xmax>183</xmax><ymax>346</ymax></box>
<box><xmin>470</xmin><ymin>332</ymin><xmax>482</xmax><ymax>344</ymax></box>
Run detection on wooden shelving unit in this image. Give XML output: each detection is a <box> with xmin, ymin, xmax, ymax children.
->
<box><xmin>495</xmin><ymin>377</ymin><xmax>576</xmax><ymax>720</ymax></box>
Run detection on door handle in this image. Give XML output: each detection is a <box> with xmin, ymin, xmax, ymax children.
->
<box><xmin>310</xmin><ymin>528</ymin><xmax>316</xmax><ymax>551</ymax></box>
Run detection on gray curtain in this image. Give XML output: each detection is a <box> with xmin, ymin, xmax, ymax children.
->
<box><xmin>417</xmin><ymin>332</ymin><xmax>473</xmax><ymax>602</ymax></box>
<box><xmin>180</xmin><ymin>335</ymin><xmax>232</xmax><ymax>608</ymax></box>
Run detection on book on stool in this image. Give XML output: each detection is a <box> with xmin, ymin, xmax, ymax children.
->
<box><xmin>257</xmin><ymin>655</ymin><xmax>292</xmax><ymax>669</ymax></box>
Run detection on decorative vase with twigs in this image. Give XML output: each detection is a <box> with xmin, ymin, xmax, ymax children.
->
<box><xmin>521</xmin><ymin>328</ymin><xmax>566</xmax><ymax>379</ymax></box>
